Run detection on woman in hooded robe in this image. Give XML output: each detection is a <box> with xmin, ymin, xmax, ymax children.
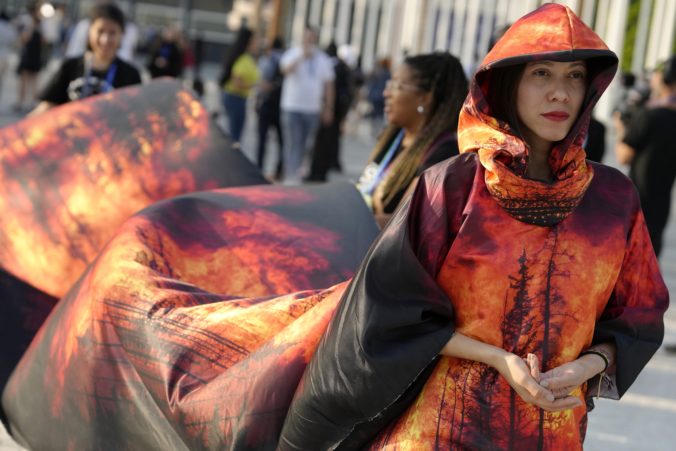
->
<box><xmin>2</xmin><ymin>4</ymin><xmax>667</xmax><ymax>451</ymax></box>
<box><xmin>281</xmin><ymin>3</ymin><xmax>667</xmax><ymax>449</ymax></box>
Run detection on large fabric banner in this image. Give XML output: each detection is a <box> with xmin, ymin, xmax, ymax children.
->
<box><xmin>3</xmin><ymin>182</ymin><xmax>378</xmax><ymax>450</ymax></box>
<box><xmin>0</xmin><ymin>79</ymin><xmax>266</xmax><ymax>390</ymax></box>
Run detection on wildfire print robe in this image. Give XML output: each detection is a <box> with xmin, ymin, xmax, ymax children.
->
<box><xmin>281</xmin><ymin>4</ymin><xmax>668</xmax><ymax>450</ymax></box>
<box><xmin>1</xmin><ymin>4</ymin><xmax>669</xmax><ymax>451</ymax></box>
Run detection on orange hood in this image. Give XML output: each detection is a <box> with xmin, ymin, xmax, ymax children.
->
<box><xmin>458</xmin><ymin>3</ymin><xmax>618</xmax><ymax>226</ymax></box>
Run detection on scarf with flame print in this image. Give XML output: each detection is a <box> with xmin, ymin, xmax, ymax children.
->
<box><xmin>458</xmin><ymin>3</ymin><xmax>618</xmax><ymax>226</ymax></box>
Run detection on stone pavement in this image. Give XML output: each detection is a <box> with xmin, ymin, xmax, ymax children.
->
<box><xmin>0</xmin><ymin>55</ymin><xmax>675</xmax><ymax>450</ymax></box>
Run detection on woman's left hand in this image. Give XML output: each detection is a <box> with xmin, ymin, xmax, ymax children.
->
<box><xmin>538</xmin><ymin>354</ymin><xmax>604</xmax><ymax>398</ymax></box>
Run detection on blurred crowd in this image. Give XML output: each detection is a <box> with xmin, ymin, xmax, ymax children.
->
<box><xmin>0</xmin><ymin>2</ymin><xmax>202</xmax><ymax>112</ymax></box>
<box><xmin>0</xmin><ymin>1</ymin><xmax>675</xmax><ymax>260</ymax></box>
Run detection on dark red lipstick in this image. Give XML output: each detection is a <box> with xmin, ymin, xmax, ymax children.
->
<box><xmin>542</xmin><ymin>111</ymin><xmax>570</xmax><ymax>122</ymax></box>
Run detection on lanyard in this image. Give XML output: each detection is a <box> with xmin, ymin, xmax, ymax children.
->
<box><xmin>159</xmin><ymin>44</ymin><xmax>171</xmax><ymax>59</ymax></box>
<box><xmin>82</xmin><ymin>53</ymin><xmax>118</xmax><ymax>98</ymax></box>
<box><xmin>360</xmin><ymin>129</ymin><xmax>405</xmax><ymax>197</ymax></box>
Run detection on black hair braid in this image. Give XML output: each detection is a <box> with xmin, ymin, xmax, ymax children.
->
<box><xmin>378</xmin><ymin>52</ymin><xmax>468</xmax><ymax>207</ymax></box>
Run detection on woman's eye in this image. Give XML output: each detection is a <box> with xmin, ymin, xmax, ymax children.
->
<box><xmin>533</xmin><ymin>69</ymin><xmax>549</xmax><ymax>77</ymax></box>
<box><xmin>570</xmin><ymin>72</ymin><xmax>587</xmax><ymax>80</ymax></box>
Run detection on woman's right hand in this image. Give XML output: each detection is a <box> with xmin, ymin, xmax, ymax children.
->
<box><xmin>494</xmin><ymin>353</ymin><xmax>583</xmax><ymax>412</ymax></box>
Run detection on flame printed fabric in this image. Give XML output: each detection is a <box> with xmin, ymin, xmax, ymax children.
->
<box><xmin>2</xmin><ymin>183</ymin><xmax>380</xmax><ymax>450</ymax></box>
<box><xmin>0</xmin><ymin>270</ymin><xmax>56</xmax><ymax>396</ymax></box>
<box><xmin>4</xmin><ymin>154</ymin><xmax>664</xmax><ymax>451</ymax></box>
<box><xmin>0</xmin><ymin>5</ymin><xmax>667</xmax><ymax>450</ymax></box>
<box><xmin>0</xmin><ymin>79</ymin><xmax>266</xmax><ymax>394</ymax></box>
<box><xmin>280</xmin><ymin>4</ymin><xmax>665</xmax><ymax>450</ymax></box>
<box><xmin>281</xmin><ymin>154</ymin><xmax>667</xmax><ymax>450</ymax></box>
<box><xmin>458</xmin><ymin>3</ymin><xmax>618</xmax><ymax>226</ymax></box>
<box><xmin>0</xmin><ymin>79</ymin><xmax>266</xmax><ymax>300</ymax></box>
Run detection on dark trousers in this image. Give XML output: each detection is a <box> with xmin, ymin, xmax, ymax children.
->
<box><xmin>257</xmin><ymin>111</ymin><xmax>283</xmax><ymax>178</ymax></box>
<box><xmin>307</xmin><ymin>119</ymin><xmax>342</xmax><ymax>182</ymax></box>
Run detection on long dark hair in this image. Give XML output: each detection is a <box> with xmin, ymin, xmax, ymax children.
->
<box><xmin>372</xmin><ymin>52</ymin><xmax>468</xmax><ymax>207</ymax></box>
<box><xmin>483</xmin><ymin>64</ymin><xmax>526</xmax><ymax>135</ymax></box>
<box><xmin>220</xmin><ymin>27</ymin><xmax>253</xmax><ymax>86</ymax></box>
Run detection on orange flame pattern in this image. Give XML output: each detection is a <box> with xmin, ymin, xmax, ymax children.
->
<box><xmin>1</xmin><ymin>6</ymin><xmax>668</xmax><ymax>449</ymax></box>
<box><xmin>2</xmin><ymin>183</ymin><xmax>378</xmax><ymax>450</ymax></box>
<box><xmin>0</xmin><ymin>79</ymin><xmax>265</xmax><ymax>300</ymax></box>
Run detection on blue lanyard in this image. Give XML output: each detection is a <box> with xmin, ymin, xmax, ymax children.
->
<box><xmin>82</xmin><ymin>56</ymin><xmax>117</xmax><ymax>98</ymax></box>
<box><xmin>160</xmin><ymin>44</ymin><xmax>171</xmax><ymax>59</ymax></box>
<box><xmin>103</xmin><ymin>62</ymin><xmax>118</xmax><ymax>91</ymax></box>
<box><xmin>361</xmin><ymin>129</ymin><xmax>404</xmax><ymax>196</ymax></box>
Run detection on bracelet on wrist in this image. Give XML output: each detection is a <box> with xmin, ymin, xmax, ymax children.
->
<box><xmin>580</xmin><ymin>349</ymin><xmax>611</xmax><ymax>399</ymax></box>
<box><xmin>580</xmin><ymin>349</ymin><xmax>610</xmax><ymax>372</ymax></box>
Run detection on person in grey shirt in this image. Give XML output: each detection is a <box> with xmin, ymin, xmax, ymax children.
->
<box><xmin>0</xmin><ymin>10</ymin><xmax>17</xmax><ymax>104</ymax></box>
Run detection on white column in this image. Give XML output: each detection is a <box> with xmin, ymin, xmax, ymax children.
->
<box><xmin>377</xmin><ymin>0</ymin><xmax>395</xmax><ymax>57</ymax></box>
<box><xmin>506</xmin><ymin>0</ymin><xmax>534</xmax><ymax>22</ymax></box>
<box><xmin>401</xmin><ymin>0</ymin><xmax>423</xmax><ymax>54</ymax></box>
<box><xmin>478</xmin><ymin>0</ymin><xmax>497</xmax><ymax>58</ymax></box>
<box><xmin>362</xmin><ymin>0</ymin><xmax>381</xmax><ymax>71</ymax></box>
<box><xmin>335</xmin><ymin>0</ymin><xmax>352</xmax><ymax>45</ymax></box>
<box><xmin>450</xmin><ymin>0</ymin><xmax>466</xmax><ymax>57</ymax></box>
<box><xmin>350</xmin><ymin>0</ymin><xmax>367</xmax><ymax>47</ymax></box>
<box><xmin>525</xmin><ymin>0</ymin><xmax>540</xmax><ymax>14</ymax></box>
<box><xmin>320</xmin><ymin>0</ymin><xmax>337</xmax><ymax>46</ymax></box>
<box><xmin>580</xmin><ymin>0</ymin><xmax>596</xmax><ymax>27</ymax></box>
<box><xmin>308</xmin><ymin>0</ymin><xmax>323</xmax><ymax>28</ymax></box>
<box><xmin>559</xmin><ymin>0</ymin><xmax>580</xmax><ymax>13</ymax></box>
<box><xmin>460</xmin><ymin>0</ymin><xmax>481</xmax><ymax>71</ymax></box>
<box><xmin>495</xmin><ymin>0</ymin><xmax>510</xmax><ymax>27</ymax></box>
<box><xmin>435</xmin><ymin>0</ymin><xmax>452</xmax><ymax>50</ymax></box>
<box><xmin>656</xmin><ymin>0</ymin><xmax>676</xmax><ymax>64</ymax></box>
<box><xmin>595</xmin><ymin>0</ymin><xmax>629</xmax><ymax>122</ymax></box>
<box><xmin>390</xmin><ymin>0</ymin><xmax>406</xmax><ymax>66</ymax></box>
<box><xmin>645</xmin><ymin>0</ymin><xmax>666</xmax><ymax>70</ymax></box>
<box><xmin>422</xmin><ymin>0</ymin><xmax>440</xmax><ymax>53</ymax></box>
<box><xmin>594</xmin><ymin>0</ymin><xmax>610</xmax><ymax>41</ymax></box>
<box><xmin>603</xmin><ymin>0</ymin><xmax>630</xmax><ymax>66</ymax></box>
<box><xmin>291</xmin><ymin>0</ymin><xmax>309</xmax><ymax>45</ymax></box>
<box><xmin>632</xmin><ymin>0</ymin><xmax>653</xmax><ymax>75</ymax></box>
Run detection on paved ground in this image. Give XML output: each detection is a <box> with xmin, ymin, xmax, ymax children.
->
<box><xmin>0</xmin><ymin>55</ymin><xmax>675</xmax><ymax>449</ymax></box>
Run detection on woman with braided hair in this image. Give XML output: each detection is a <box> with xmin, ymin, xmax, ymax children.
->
<box><xmin>356</xmin><ymin>52</ymin><xmax>468</xmax><ymax>227</ymax></box>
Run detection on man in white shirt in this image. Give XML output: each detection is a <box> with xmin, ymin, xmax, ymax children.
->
<box><xmin>279</xmin><ymin>27</ymin><xmax>335</xmax><ymax>184</ymax></box>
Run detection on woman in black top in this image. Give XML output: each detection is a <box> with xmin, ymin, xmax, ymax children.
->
<box><xmin>30</xmin><ymin>3</ymin><xmax>141</xmax><ymax>115</ymax></box>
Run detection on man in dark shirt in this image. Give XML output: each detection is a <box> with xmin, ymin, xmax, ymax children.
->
<box><xmin>616</xmin><ymin>56</ymin><xmax>676</xmax><ymax>258</ymax></box>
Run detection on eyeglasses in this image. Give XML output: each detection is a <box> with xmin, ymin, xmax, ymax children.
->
<box><xmin>385</xmin><ymin>79</ymin><xmax>422</xmax><ymax>92</ymax></box>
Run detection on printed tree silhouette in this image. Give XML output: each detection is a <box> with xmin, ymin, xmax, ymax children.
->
<box><xmin>533</xmin><ymin>228</ymin><xmax>577</xmax><ymax>450</ymax></box>
<box><xmin>501</xmin><ymin>248</ymin><xmax>540</xmax><ymax>451</ymax></box>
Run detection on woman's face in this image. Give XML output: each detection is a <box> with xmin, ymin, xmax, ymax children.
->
<box><xmin>516</xmin><ymin>60</ymin><xmax>587</xmax><ymax>148</ymax></box>
<box><xmin>89</xmin><ymin>18</ymin><xmax>122</xmax><ymax>60</ymax></box>
<box><xmin>383</xmin><ymin>63</ymin><xmax>430</xmax><ymax>128</ymax></box>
